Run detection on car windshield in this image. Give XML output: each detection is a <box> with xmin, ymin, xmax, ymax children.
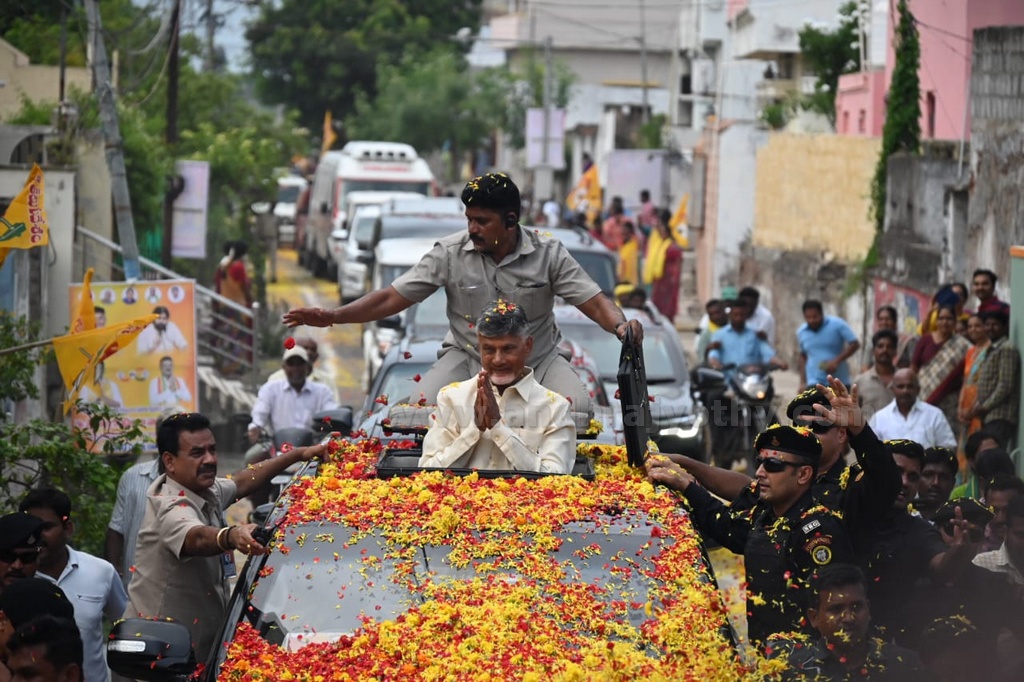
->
<box><xmin>408</xmin><ymin>290</ymin><xmax>447</xmax><ymax>339</ymax></box>
<box><xmin>343</xmin><ymin>181</ymin><xmax>431</xmax><ymax>202</ymax></box>
<box><xmin>569</xmin><ymin>250</ymin><xmax>616</xmax><ymax>294</ymax></box>
<box><xmin>372</xmin><ymin>360</ymin><xmax>433</xmax><ymax>410</ymax></box>
<box><xmin>379</xmin><ymin>265</ymin><xmax>409</xmax><ymax>289</ymax></box>
<box><xmin>561</xmin><ymin>326</ymin><xmax>681</xmax><ymax>383</ymax></box>
<box><xmin>276</xmin><ymin>185</ymin><xmax>301</xmax><ymax>203</ymax></box>
<box><xmin>381</xmin><ymin>220</ymin><xmax>459</xmax><ymax>242</ymax></box>
<box><xmin>244</xmin><ymin>512</ymin><xmax>676</xmax><ymax>643</ymax></box>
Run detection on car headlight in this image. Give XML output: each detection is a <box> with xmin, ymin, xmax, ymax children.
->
<box><xmin>376</xmin><ymin>329</ymin><xmax>400</xmax><ymax>356</ymax></box>
<box><xmin>658</xmin><ymin>413</ymin><xmax>703</xmax><ymax>440</ymax></box>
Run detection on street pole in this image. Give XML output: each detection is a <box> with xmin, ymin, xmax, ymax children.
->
<box><xmin>84</xmin><ymin>0</ymin><xmax>141</xmax><ymax>280</ymax></box>
<box><xmin>640</xmin><ymin>0</ymin><xmax>650</xmax><ymax>125</ymax></box>
<box><xmin>534</xmin><ymin>36</ymin><xmax>555</xmax><ymax>206</ymax></box>
<box><xmin>162</xmin><ymin>0</ymin><xmax>181</xmax><ymax>268</ymax></box>
<box><xmin>204</xmin><ymin>0</ymin><xmax>216</xmax><ymax>72</ymax></box>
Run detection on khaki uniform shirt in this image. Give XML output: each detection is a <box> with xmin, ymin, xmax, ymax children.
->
<box><xmin>392</xmin><ymin>228</ymin><xmax>602</xmax><ymax>369</ymax></box>
<box><xmin>126</xmin><ymin>474</ymin><xmax>237</xmax><ymax>663</ymax></box>
<box><xmin>419</xmin><ymin>368</ymin><xmax>576</xmax><ymax>474</ymax></box>
<box><xmin>852</xmin><ymin>366</ymin><xmax>894</xmax><ymax>418</ymax></box>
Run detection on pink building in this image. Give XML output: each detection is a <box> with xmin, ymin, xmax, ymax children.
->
<box><xmin>836</xmin><ymin>0</ymin><xmax>1024</xmax><ymax>140</ymax></box>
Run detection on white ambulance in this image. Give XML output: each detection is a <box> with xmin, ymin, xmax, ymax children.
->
<box><xmin>302</xmin><ymin>141</ymin><xmax>435</xmax><ymax>278</ymax></box>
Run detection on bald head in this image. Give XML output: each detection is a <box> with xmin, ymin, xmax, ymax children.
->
<box><xmin>892</xmin><ymin>368</ymin><xmax>919</xmax><ymax>412</ymax></box>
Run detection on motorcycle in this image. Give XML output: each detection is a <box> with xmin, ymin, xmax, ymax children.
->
<box><xmin>246</xmin><ymin>408</ymin><xmax>354</xmax><ymax>519</ymax></box>
<box><xmin>691</xmin><ymin>363</ymin><xmax>779</xmax><ymax>473</ymax></box>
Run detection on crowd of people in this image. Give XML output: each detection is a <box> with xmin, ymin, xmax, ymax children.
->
<box><xmin>530</xmin><ymin>187</ymin><xmax>688</xmax><ymax>323</ymax></box>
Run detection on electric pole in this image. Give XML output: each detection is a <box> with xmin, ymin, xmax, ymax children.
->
<box><xmin>639</xmin><ymin>0</ymin><xmax>649</xmax><ymax>124</ymax></box>
<box><xmin>534</xmin><ymin>35</ymin><xmax>555</xmax><ymax>204</ymax></box>
<box><xmin>162</xmin><ymin>0</ymin><xmax>181</xmax><ymax>267</ymax></box>
<box><xmin>84</xmin><ymin>0</ymin><xmax>142</xmax><ymax>280</ymax></box>
<box><xmin>204</xmin><ymin>0</ymin><xmax>216</xmax><ymax>72</ymax></box>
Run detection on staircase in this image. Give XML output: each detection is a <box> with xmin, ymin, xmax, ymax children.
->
<box><xmin>74</xmin><ymin>226</ymin><xmax>259</xmax><ymax>419</ymax></box>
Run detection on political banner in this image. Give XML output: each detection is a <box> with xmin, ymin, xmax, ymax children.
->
<box><xmin>68</xmin><ymin>279</ymin><xmax>199</xmax><ymax>453</ymax></box>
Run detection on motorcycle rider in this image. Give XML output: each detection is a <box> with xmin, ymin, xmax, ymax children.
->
<box><xmin>246</xmin><ymin>345</ymin><xmax>337</xmax><ymax>505</ymax></box>
<box><xmin>704</xmin><ymin>300</ymin><xmax>788</xmax><ymax>446</ymax></box>
<box><xmin>706</xmin><ymin>299</ymin><xmax>788</xmax><ymax>375</ymax></box>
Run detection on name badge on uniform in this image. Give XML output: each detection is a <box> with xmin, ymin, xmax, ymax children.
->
<box><xmin>221</xmin><ymin>551</ymin><xmax>237</xmax><ymax>579</ymax></box>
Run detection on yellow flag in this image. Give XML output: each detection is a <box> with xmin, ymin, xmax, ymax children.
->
<box><xmin>322</xmin><ymin>111</ymin><xmax>338</xmax><ymax>156</ymax></box>
<box><xmin>565</xmin><ymin>165</ymin><xmax>602</xmax><ymax>225</ymax></box>
<box><xmin>71</xmin><ymin>268</ymin><xmax>97</xmax><ymax>334</ymax></box>
<box><xmin>668</xmin><ymin>193</ymin><xmax>690</xmax><ymax>247</ymax></box>
<box><xmin>0</xmin><ymin>164</ymin><xmax>48</xmax><ymax>270</ymax></box>
<box><xmin>52</xmin><ymin>314</ymin><xmax>157</xmax><ymax>413</ymax></box>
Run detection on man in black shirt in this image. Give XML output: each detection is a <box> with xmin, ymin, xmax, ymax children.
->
<box><xmin>860</xmin><ymin>439</ymin><xmax>977</xmax><ymax>643</ymax></box>
<box><xmin>648</xmin><ymin>424</ymin><xmax>855</xmax><ymax>647</ymax></box>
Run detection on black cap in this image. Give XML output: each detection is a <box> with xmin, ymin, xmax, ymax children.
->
<box><xmin>754</xmin><ymin>424</ymin><xmax>822</xmax><ymax>463</ymax></box>
<box><xmin>786</xmin><ymin>387</ymin><xmax>831</xmax><ymax>424</ymax></box>
<box><xmin>932</xmin><ymin>498</ymin><xmax>993</xmax><ymax>532</ymax></box>
<box><xmin>0</xmin><ymin>513</ymin><xmax>44</xmax><ymax>553</ymax></box>
<box><xmin>0</xmin><ymin>578</ymin><xmax>75</xmax><ymax>628</ymax></box>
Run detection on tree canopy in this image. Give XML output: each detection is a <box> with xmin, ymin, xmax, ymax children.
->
<box><xmin>246</xmin><ymin>0</ymin><xmax>484</xmax><ymax>129</ymax></box>
<box><xmin>798</xmin><ymin>1</ymin><xmax>862</xmax><ymax>123</ymax></box>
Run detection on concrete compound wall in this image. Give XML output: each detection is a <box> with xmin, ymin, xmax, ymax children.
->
<box><xmin>878</xmin><ymin>146</ymin><xmax>966</xmax><ymax>294</ymax></box>
<box><xmin>753</xmin><ymin>133</ymin><xmax>879</xmax><ymax>262</ymax></box>
<box><xmin>968</xmin><ymin>26</ymin><xmax>1024</xmax><ymax>285</ymax></box>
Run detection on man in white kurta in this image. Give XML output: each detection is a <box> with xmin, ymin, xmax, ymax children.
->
<box><xmin>419</xmin><ymin>300</ymin><xmax>576</xmax><ymax>474</ymax></box>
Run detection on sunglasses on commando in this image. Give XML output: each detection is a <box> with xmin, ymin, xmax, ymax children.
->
<box><xmin>755</xmin><ymin>456</ymin><xmax>811</xmax><ymax>473</ymax></box>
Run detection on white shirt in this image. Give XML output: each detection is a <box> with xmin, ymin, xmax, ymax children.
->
<box><xmin>39</xmin><ymin>546</ymin><xmax>129</xmax><ymax>682</ymax></box>
<box><xmin>419</xmin><ymin>369</ymin><xmax>576</xmax><ymax>473</ymax></box>
<box><xmin>136</xmin><ymin>321</ymin><xmax>190</xmax><ymax>354</ymax></box>
<box><xmin>973</xmin><ymin>543</ymin><xmax>1024</xmax><ymax>586</ymax></box>
<box><xmin>148</xmin><ymin>374</ymin><xmax>193</xmax><ymax>407</ymax></box>
<box><xmin>249</xmin><ymin>378</ymin><xmax>338</xmax><ymax>434</ymax></box>
<box><xmin>266</xmin><ymin>366</ymin><xmax>339</xmax><ymax>403</ymax></box>
<box><xmin>867</xmin><ymin>399</ymin><xmax>957</xmax><ymax>449</ymax></box>
<box><xmin>108</xmin><ymin>459</ymin><xmax>161</xmax><ymax>584</ymax></box>
<box><xmin>746</xmin><ymin>303</ymin><xmax>776</xmax><ymax>347</ymax></box>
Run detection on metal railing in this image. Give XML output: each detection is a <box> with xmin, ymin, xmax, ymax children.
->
<box><xmin>74</xmin><ymin>226</ymin><xmax>260</xmax><ymax>391</ymax></box>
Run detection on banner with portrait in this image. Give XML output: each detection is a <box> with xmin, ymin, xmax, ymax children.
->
<box><xmin>68</xmin><ymin>279</ymin><xmax>199</xmax><ymax>452</ymax></box>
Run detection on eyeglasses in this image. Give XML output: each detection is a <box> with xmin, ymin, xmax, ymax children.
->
<box><xmin>754</xmin><ymin>456</ymin><xmax>808</xmax><ymax>473</ymax></box>
<box><xmin>0</xmin><ymin>547</ymin><xmax>42</xmax><ymax>564</ymax></box>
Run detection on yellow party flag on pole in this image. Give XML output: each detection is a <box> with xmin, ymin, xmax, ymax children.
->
<box><xmin>0</xmin><ymin>164</ymin><xmax>49</xmax><ymax>269</ymax></box>
<box><xmin>71</xmin><ymin>268</ymin><xmax>97</xmax><ymax>334</ymax></box>
<box><xmin>52</xmin><ymin>314</ymin><xmax>157</xmax><ymax>413</ymax></box>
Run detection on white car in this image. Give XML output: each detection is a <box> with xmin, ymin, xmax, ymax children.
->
<box><xmin>338</xmin><ymin>200</ymin><xmax>464</xmax><ymax>302</ymax></box>
<box><xmin>360</xmin><ymin>238</ymin><xmax>447</xmax><ymax>390</ymax></box>
<box><xmin>273</xmin><ymin>176</ymin><xmax>308</xmax><ymax>246</ymax></box>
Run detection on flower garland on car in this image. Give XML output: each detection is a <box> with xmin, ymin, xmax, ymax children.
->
<box><xmin>219</xmin><ymin>440</ymin><xmax>785</xmax><ymax>681</ymax></box>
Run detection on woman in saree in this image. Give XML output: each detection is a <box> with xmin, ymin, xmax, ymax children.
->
<box><xmin>912</xmin><ymin>304</ymin><xmax>971</xmax><ymax>437</ymax></box>
<box><xmin>956</xmin><ymin>314</ymin><xmax>992</xmax><ymax>467</ymax></box>
<box><xmin>642</xmin><ymin>209</ymin><xmax>683</xmax><ymax>321</ymax></box>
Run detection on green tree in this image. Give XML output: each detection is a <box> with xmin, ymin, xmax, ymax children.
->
<box><xmin>246</xmin><ymin>0</ymin><xmax>483</xmax><ymax>129</ymax></box>
<box><xmin>0</xmin><ymin>315</ymin><xmax>145</xmax><ymax>557</ymax></box>
<box><xmin>869</xmin><ymin>0</ymin><xmax>920</xmax><ymax>258</ymax></box>
<box><xmin>348</xmin><ymin>52</ymin><xmax>508</xmax><ymax>176</ymax></box>
<box><xmin>798</xmin><ymin>2</ymin><xmax>862</xmax><ymax>123</ymax></box>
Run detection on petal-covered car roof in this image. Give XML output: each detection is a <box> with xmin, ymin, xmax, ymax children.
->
<box><xmin>214</xmin><ymin>439</ymin><xmax>776</xmax><ymax>680</ymax></box>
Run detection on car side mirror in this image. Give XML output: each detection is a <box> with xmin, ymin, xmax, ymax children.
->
<box><xmin>106</xmin><ymin>618</ymin><xmax>196</xmax><ymax>681</ymax></box>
